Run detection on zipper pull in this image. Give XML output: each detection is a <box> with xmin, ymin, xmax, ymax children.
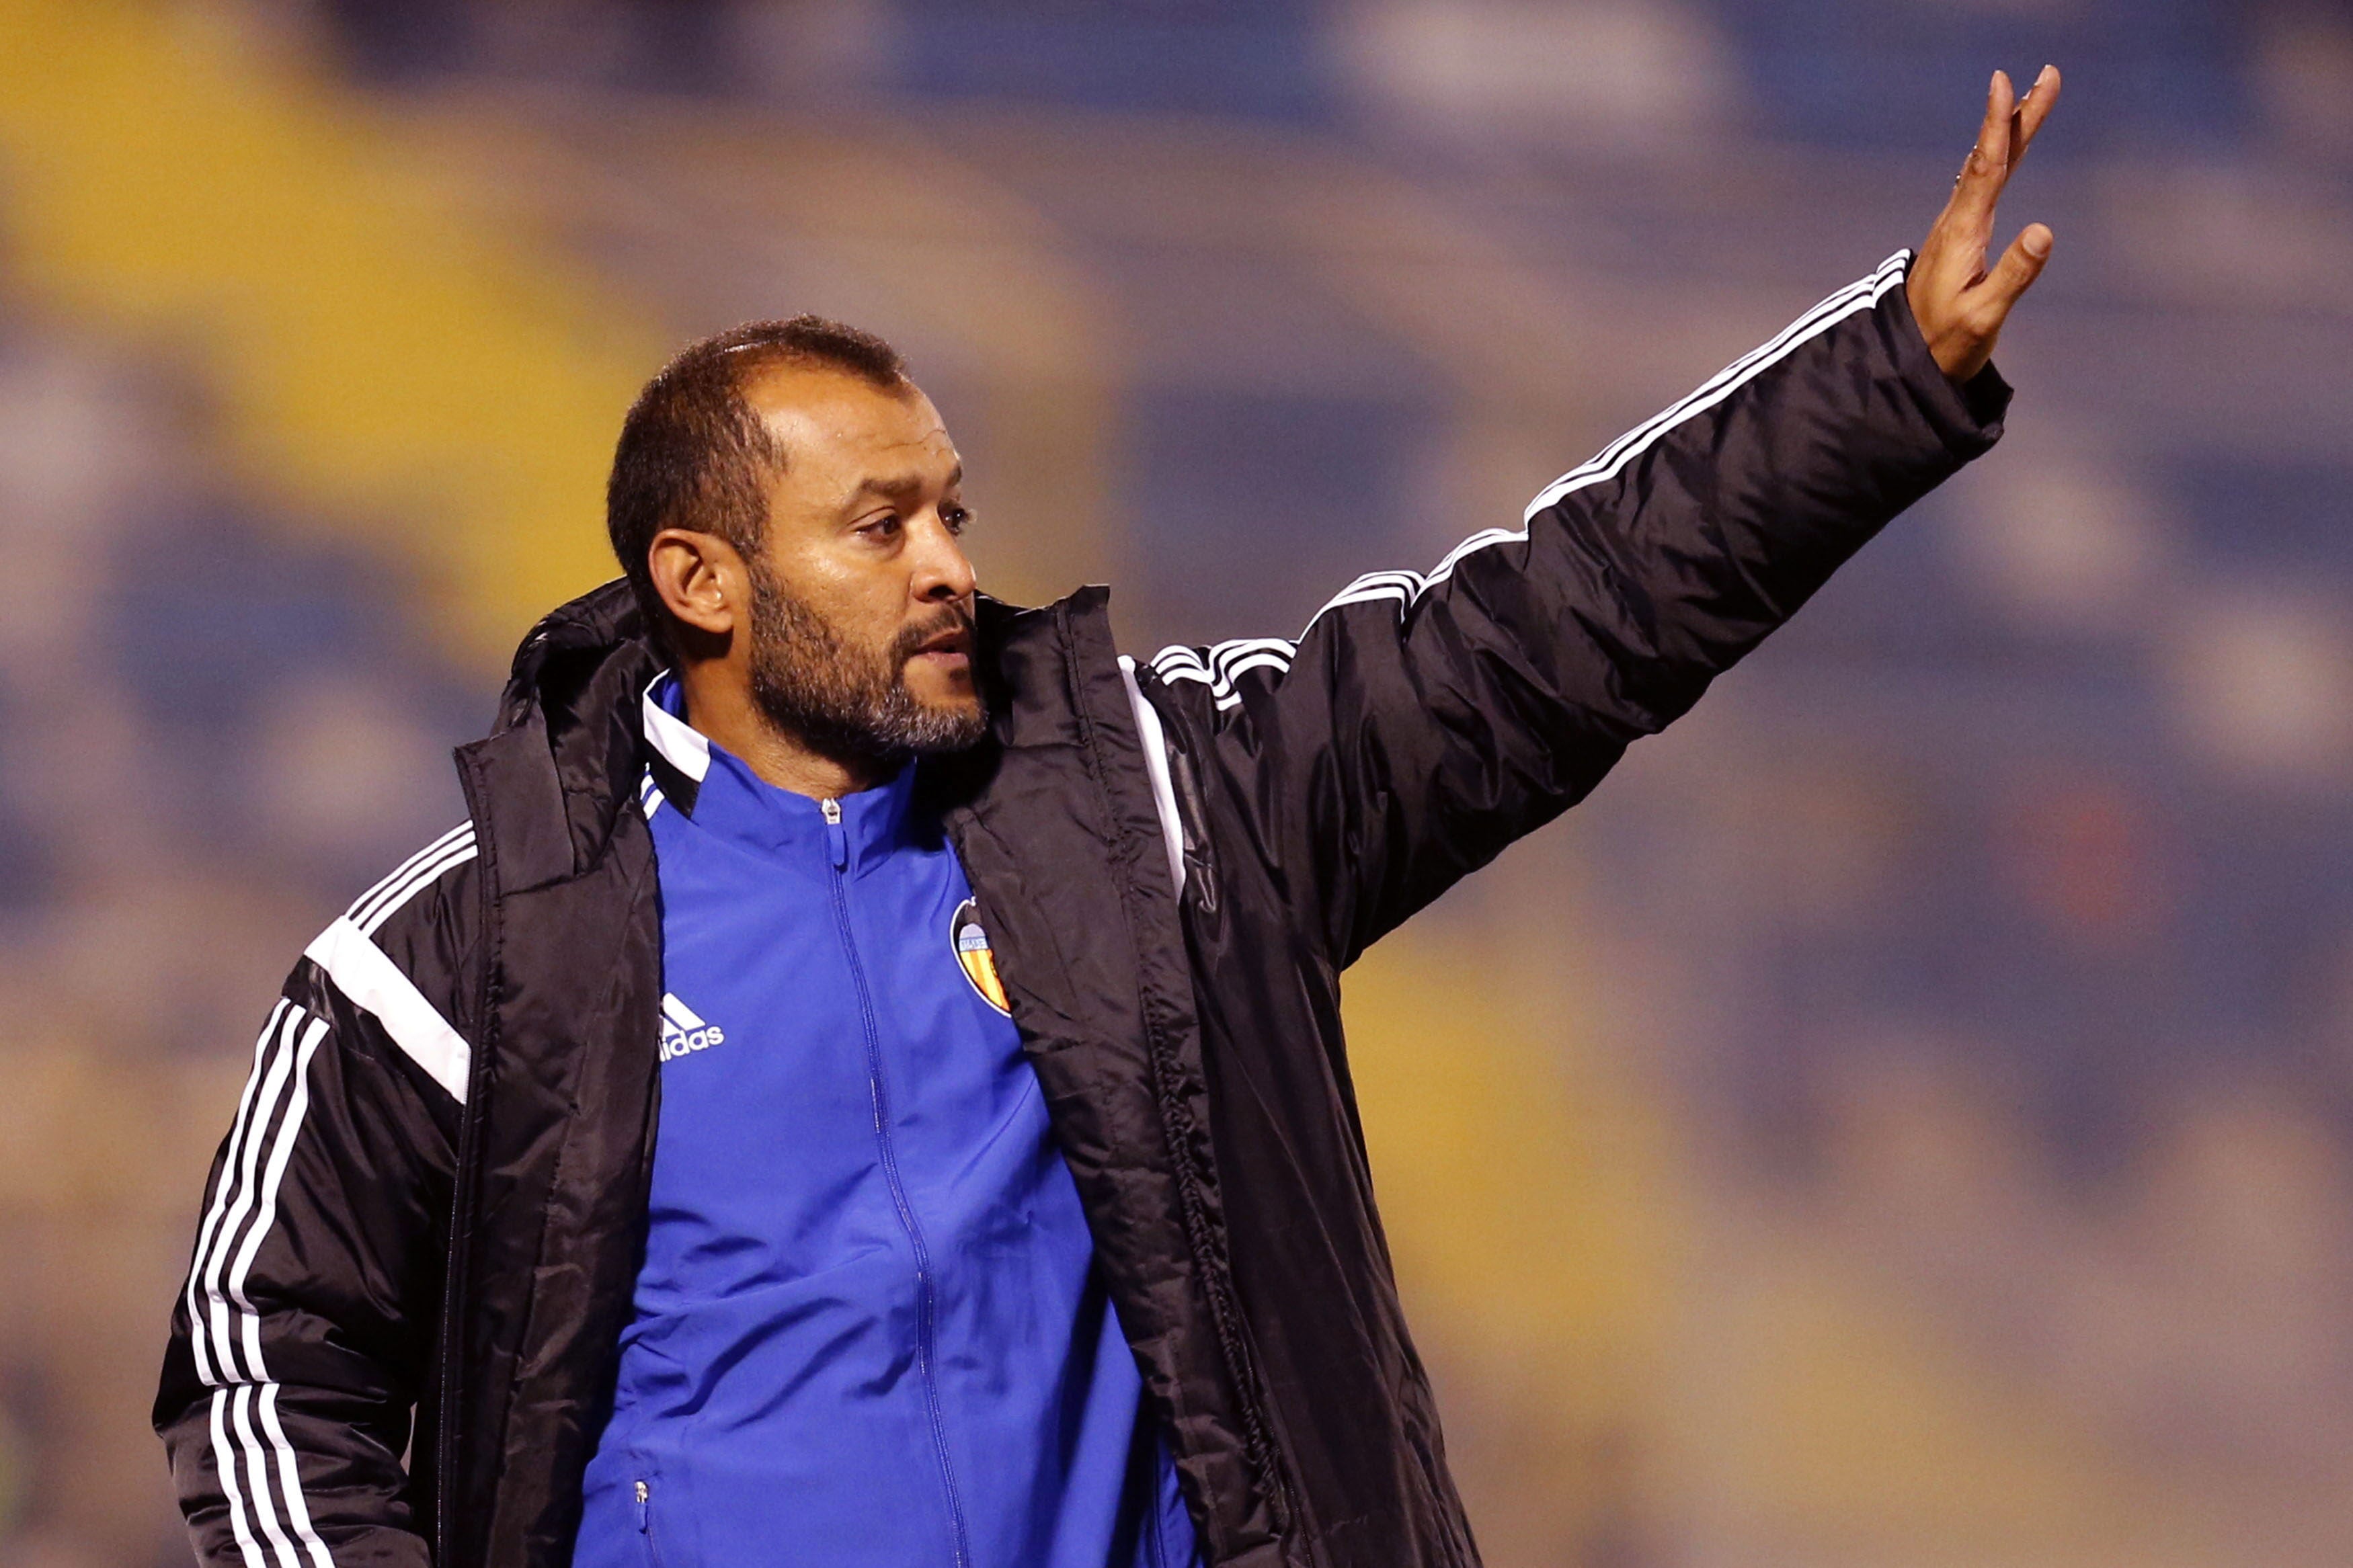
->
<box><xmin>820</xmin><ymin>797</ymin><xmax>848</xmax><ymax>870</ymax></box>
<box><xmin>634</xmin><ymin>1479</ymin><xmax>649</xmax><ymax>1531</ymax></box>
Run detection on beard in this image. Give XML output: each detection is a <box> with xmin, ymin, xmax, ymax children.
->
<box><xmin>744</xmin><ymin>558</ymin><xmax>988</xmax><ymax>768</ymax></box>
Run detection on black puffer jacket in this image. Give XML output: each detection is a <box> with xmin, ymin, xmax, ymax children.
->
<box><xmin>157</xmin><ymin>252</ymin><xmax>2007</xmax><ymax>1567</ymax></box>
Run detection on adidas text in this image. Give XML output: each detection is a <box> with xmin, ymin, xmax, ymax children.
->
<box><xmin>660</xmin><ymin>1025</ymin><xmax>726</xmax><ymax>1061</ymax></box>
<box><xmin>659</xmin><ymin>993</ymin><xmax>725</xmax><ymax>1061</ymax></box>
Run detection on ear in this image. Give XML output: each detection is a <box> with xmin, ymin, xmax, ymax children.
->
<box><xmin>647</xmin><ymin>528</ymin><xmax>746</xmax><ymax>638</ymax></box>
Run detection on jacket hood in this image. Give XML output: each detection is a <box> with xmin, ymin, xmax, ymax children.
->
<box><xmin>496</xmin><ymin>578</ymin><xmax>652</xmax><ymax>733</ymax></box>
<box><xmin>465</xmin><ymin>579</ymin><xmax>664</xmax><ymax>892</ymax></box>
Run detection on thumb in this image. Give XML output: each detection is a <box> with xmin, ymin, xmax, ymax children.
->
<box><xmin>1980</xmin><ymin>222</ymin><xmax>2054</xmax><ymax>317</ymax></box>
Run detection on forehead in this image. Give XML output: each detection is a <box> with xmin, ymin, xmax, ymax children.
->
<box><xmin>740</xmin><ymin>362</ymin><xmax>955</xmax><ymax>481</ymax></box>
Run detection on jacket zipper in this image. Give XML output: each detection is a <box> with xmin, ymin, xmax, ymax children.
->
<box><xmin>436</xmin><ymin>779</ymin><xmax>497</xmax><ymax>1568</ymax></box>
<box><xmin>436</xmin><ymin>1094</ymin><xmax>480</xmax><ymax>1565</ymax></box>
<box><xmin>1099</xmin><ymin>647</ymin><xmax>1296</xmax><ymax>1541</ymax></box>
<box><xmin>635</xmin><ymin>1478</ymin><xmax>666</xmax><ymax>1567</ymax></box>
<box><xmin>822</xmin><ymin>797</ymin><xmax>972</xmax><ymax>1568</ymax></box>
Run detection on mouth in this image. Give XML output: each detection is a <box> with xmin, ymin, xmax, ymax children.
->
<box><xmin>906</xmin><ymin>622</ymin><xmax>975</xmax><ymax>670</ymax></box>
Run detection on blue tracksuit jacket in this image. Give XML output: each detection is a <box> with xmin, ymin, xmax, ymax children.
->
<box><xmin>573</xmin><ymin>677</ymin><xmax>1196</xmax><ymax>1568</ymax></box>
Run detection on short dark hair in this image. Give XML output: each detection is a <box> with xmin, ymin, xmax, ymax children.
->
<box><xmin>606</xmin><ymin>315</ymin><xmax>909</xmax><ymax>645</ymax></box>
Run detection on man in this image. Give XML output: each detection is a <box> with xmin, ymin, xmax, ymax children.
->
<box><xmin>158</xmin><ymin>68</ymin><xmax>2060</xmax><ymax>1568</ymax></box>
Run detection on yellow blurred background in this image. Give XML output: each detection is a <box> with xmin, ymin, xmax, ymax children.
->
<box><xmin>1</xmin><ymin>1</ymin><xmax>2350</xmax><ymax>1563</ymax></box>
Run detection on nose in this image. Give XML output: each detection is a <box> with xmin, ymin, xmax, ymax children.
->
<box><xmin>909</xmin><ymin>511</ymin><xmax>978</xmax><ymax>606</ymax></box>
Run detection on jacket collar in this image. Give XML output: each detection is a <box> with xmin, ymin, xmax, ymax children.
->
<box><xmin>463</xmin><ymin>579</ymin><xmax>1042</xmax><ymax>894</ymax></box>
<box><xmin>638</xmin><ymin>670</ymin><xmax>923</xmax><ymax>875</ymax></box>
<box><xmin>639</xmin><ymin>673</ymin><xmax>709</xmax><ymax>782</ymax></box>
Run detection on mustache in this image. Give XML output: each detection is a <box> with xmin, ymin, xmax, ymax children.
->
<box><xmin>889</xmin><ymin>602</ymin><xmax>977</xmax><ymax>666</ymax></box>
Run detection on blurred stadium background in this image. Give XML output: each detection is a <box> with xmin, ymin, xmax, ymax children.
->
<box><xmin>1</xmin><ymin>1</ymin><xmax>2350</xmax><ymax>1563</ymax></box>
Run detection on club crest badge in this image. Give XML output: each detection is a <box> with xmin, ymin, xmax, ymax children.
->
<box><xmin>951</xmin><ymin>899</ymin><xmax>1011</xmax><ymax>1014</ymax></box>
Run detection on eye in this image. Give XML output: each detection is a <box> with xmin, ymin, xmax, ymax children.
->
<box><xmin>855</xmin><ymin>511</ymin><xmax>903</xmax><ymax>541</ymax></box>
<box><xmin>943</xmin><ymin>504</ymin><xmax>972</xmax><ymax>535</ymax></box>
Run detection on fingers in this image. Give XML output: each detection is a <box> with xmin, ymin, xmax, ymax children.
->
<box><xmin>2014</xmin><ymin>65</ymin><xmax>2062</xmax><ymax>160</ymax></box>
<box><xmin>1976</xmin><ymin>69</ymin><xmax>2016</xmax><ymax>177</ymax></box>
<box><xmin>1979</xmin><ymin>223</ymin><xmax>2055</xmax><ymax>319</ymax></box>
<box><xmin>1913</xmin><ymin>69</ymin><xmax>2062</xmax><ymax>381</ymax></box>
<box><xmin>1980</xmin><ymin>69</ymin><xmax>2016</xmax><ymax>167</ymax></box>
<box><xmin>1948</xmin><ymin>70</ymin><xmax>2017</xmax><ymax>231</ymax></box>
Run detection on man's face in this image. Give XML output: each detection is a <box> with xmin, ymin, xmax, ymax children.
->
<box><xmin>737</xmin><ymin>364</ymin><xmax>985</xmax><ymax>763</ymax></box>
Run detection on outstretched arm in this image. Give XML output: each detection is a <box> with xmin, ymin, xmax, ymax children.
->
<box><xmin>1140</xmin><ymin>70</ymin><xmax>2060</xmax><ymax>968</ymax></box>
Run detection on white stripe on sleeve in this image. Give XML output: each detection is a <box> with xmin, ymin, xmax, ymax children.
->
<box><xmin>230</xmin><ymin>1383</ymin><xmax>303</xmax><ymax>1568</ymax></box>
<box><xmin>186</xmin><ymin>1000</ymin><xmax>289</xmax><ymax>1388</ymax></box>
<box><xmin>232</xmin><ymin>1016</ymin><xmax>330</xmax><ymax>1378</ymax></box>
<box><xmin>202</xmin><ymin>1014</ymin><xmax>301</xmax><ymax>1382</ymax></box>
<box><xmin>303</xmin><ymin>917</ymin><xmax>471</xmax><ymax>1105</ymax></box>
<box><xmin>261</xmin><ymin>1377</ymin><xmax>338</xmax><ymax>1568</ymax></box>
<box><xmin>351</xmin><ymin>829</ymin><xmax>477</xmax><ymax>936</ymax></box>
<box><xmin>190</xmin><ymin>1006</ymin><xmax>344</xmax><ymax>1568</ymax></box>
<box><xmin>1149</xmin><ymin>251</ymin><xmax>1912</xmax><ymax>710</ymax></box>
<box><xmin>210</xmin><ymin>1389</ymin><xmax>270</xmax><ymax>1568</ymax></box>
<box><xmin>344</xmin><ymin>822</ymin><xmax>471</xmax><ymax>926</ymax></box>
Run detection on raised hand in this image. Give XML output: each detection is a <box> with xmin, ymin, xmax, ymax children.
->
<box><xmin>1908</xmin><ymin>65</ymin><xmax>2061</xmax><ymax>383</ymax></box>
